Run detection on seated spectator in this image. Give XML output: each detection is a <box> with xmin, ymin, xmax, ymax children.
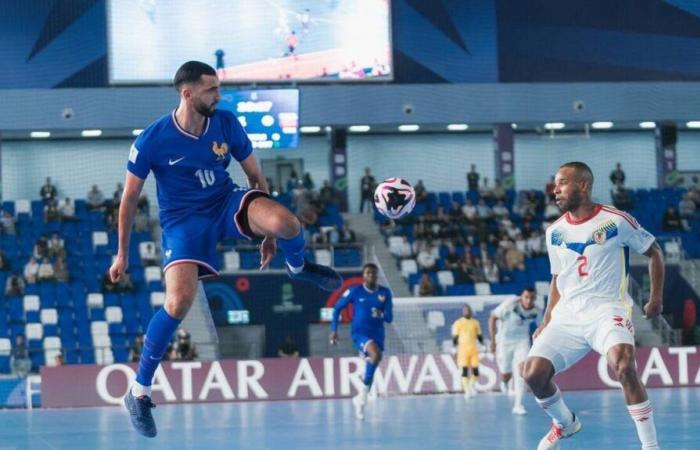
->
<box><xmin>611</xmin><ymin>186</ymin><xmax>633</xmax><ymax>211</ymax></box>
<box><xmin>0</xmin><ymin>209</ymin><xmax>17</xmax><ymax>236</ymax></box>
<box><xmin>44</xmin><ymin>199</ymin><xmax>60</xmax><ymax>222</ymax></box>
<box><xmin>416</xmin><ymin>242</ymin><xmax>437</xmax><ymax>271</ymax></box>
<box><xmin>461</xmin><ymin>200</ymin><xmax>477</xmax><ymax>221</ymax></box>
<box><xmin>492</xmin><ymin>200</ymin><xmax>509</xmax><ymax>219</ymax></box>
<box><xmin>277</xmin><ymin>335</ymin><xmax>300</xmax><ymax>357</ymax></box>
<box><xmin>483</xmin><ymin>257</ymin><xmax>500</xmax><ymax>283</ymax></box>
<box><xmin>129</xmin><ymin>335</ymin><xmax>144</xmax><ymax>362</ymax></box>
<box><xmin>33</xmin><ymin>235</ymin><xmax>49</xmax><ymax>259</ymax></box>
<box><xmin>468</xmin><ymin>258</ymin><xmax>487</xmax><ymax>283</ymax></box>
<box><xmin>662</xmin><ymin>207</ymin><xmax>682</xmax><ymax>232</ymax></box>
<box><xmin>48</xmin><ymin>233</ymin><xmax>66</xmax><ymax>259</ymax></box>
<box><xmin>515</xmin><ymin>233</ymin><xmax>528</xmax><ymax>256</ymax></box>
<box><xmin>689</xmin><ymin>175</ymin><xmax>700</xmax><ymax>207</ymax></box>
<box><xmin>526</xmin><ymin>232</ymin><xmax>545</xmax><ymax>256</ymax></box>
<box><xmin>448</xmin><ymin>201</ymin><xmax>466</xmax><ymax>222</ymax></box>
<box><xmin>339</xmin><ymin>224</ymin><xmax>356</xmax><ymax>243</ymax></box>
<box><xmin>609</xmin><ymin>162</ymin><xmax>626</xmax><ymax>187</ymax></box>
<box><xmin>105</xmin><ymin>211</ymin><xmax>117</xmax><ymax>232</ymax></box>
<box><xmin>87</xmin><ymin>184</ymin><xmax>105</xmax><ymax>210</ymax></box>
<box><xmin>59</xmin><ymin>197</ymin><xmax>79</xmax><ymax>222</ymax></box>
<box><xmin>414</xmin><ymin>180</ymin><xmax>428</xmax><ymax>203</ymax></box>
<box><xmin>444</xmin><ymin>244</ymin><xmax>461</xmax><ymax>270</ymax></box>
<box><xmin>492</xmin><ymin>178</ymin><xmax>507</xmax><ymax>201</ymax></box>
<box><xmin>10</xmin><ymin>335</ymin><xmax>31</xmax><ymax>378</ymax></box>
<box><xmin>679</xmin><ymin>193</ymin><xmax>696</xmax><ymax>218</ymax></box>
<box><xmin>39</xmin><ymin>177</ymin><xmax>57</xmax><ymax>204</ymax></box>
<box><xmin>418</xmin><ymin>272</ymin><xmax>435</xmax><ymax>297</ymax></box>
<box><xmin>504</xmin><ymin>242</ymin><xmax>526</xmax><ymax>271</ymax></box>
<box><xmin>5</xmin><ymin>273</ymin><xmax>25</xmax><ymax>296</ymax></box>
<box><xmin>0</xmin><ymin>249</ymin><xmax>10</xmax><ymax>272</ymax></box>
<box><xmin>113</xmin><ymin>182</ymin><xmax>124</xmax><ymax>203</ymax></box>
<box><xmin>480</xmin><ymin>177</ymin><xmax>493</xmax><ymax>200</ymax></box>
<box><xmin>38</xmin><ymin>257</ymin><xmax>55</xmax><ymax>282</ymax></box>
<box><xmin>137</xmin><ymin>193</ymin><xmax>150</xmax><ymax>215</ymax></box>
<box><xmin>476</xmin><ymin>199</ymin><xmax>492</xmax><ymax>220</ymax></box>
<box><xmin>544</xmin><ymin>199</ymin><xmax>560</xmax><ymax>221</ymax></box>
<box><xmin>173</xmin><ymin>328</ymin><xmax>198</xmax><ymax>361</ymax></box>
<box><xmin>24</xmin><ymin>257</ymin><xmax>39</xmax><ymax>284</ymax></box>
<box><xmin>320</xmin><ymin>180</ymin><xmax>337</xmax><ymax>207</ymax></box>
<box><xmin>53</xmin><ymin>256</ymin><xmax>70</xmax><ymax>282</ymax></box>
<box><xmin>102</xmin><ymin>271</ymin><xmax>119</xmax><ymax>293</ymax></box>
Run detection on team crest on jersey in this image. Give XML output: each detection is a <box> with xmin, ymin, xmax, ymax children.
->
<box><xmin>593</xmin><ymin>220</ymin><xmax>617</xmax><ymax>245</ymax></box>
<box><xmin>211</xmin><ymin>141</ymin><xmax>229</xmax><ymax>160</ymax></box>
<box><xmin>378</xmin><ymin>294</ymin><xmax>386</xmax><ymax>302</ymax></box>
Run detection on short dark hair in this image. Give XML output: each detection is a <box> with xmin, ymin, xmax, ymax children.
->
<box><xmin>363</xmin><ymin>263</ymin><xmax>379</xmax><ymax>271</ymax></box>
<box><xmin>559</xmin><ymin>161</ymin><xmax>594</xmax><ymax>185</ymax></box>
<box><xmin>522</xmin><ymin>287</ymin><xmax>536</xmax><ymax>294</ymax></box>
<box><xmin>173</xmin><ymin>61</ymin><xmax>217</xmax><ymax>91</ymax></box>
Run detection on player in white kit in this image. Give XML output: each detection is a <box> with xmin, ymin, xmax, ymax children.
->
<box><xmin>521</xmin><ymin>162</ymin><xmax>664</xmax><ymax>450</ymax></box>
<box><xmin>488</xmin><ymin>287</ymin><xmax>540</xmax><ymax>415</ymax></box>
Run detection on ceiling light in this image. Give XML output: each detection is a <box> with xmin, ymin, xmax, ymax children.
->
<box><xmin>81</xmin><ymin>129</ymin><xmax>102</xmax><ymax>137</ymax></box>
<box><xmin>299</xmin><ymin>126</ymin><xmax>321</xmax><ymax>133</ymax></box>
<box><xmin>349</xmin><ymin>125</ymin><xmax>371</xmax><ymax>133</ymax></box>
<box><xmin>447</xmin><ymin>124</ymin><xmax>468</xmax><ymax>131</ymax></box>
<box><xmin>591</xmin><ymin>121</ymin><xmax>613</xmax><ymax>129</ymax></box>
<box><xmin>398</xmin><ymin>124</ymin><xmax>420</xmax><ymax>132</ymax></box>
<box><xmin>543</xmin><ymin>122</ymin><xmax>565</xmax><ymax>130</ymax></box>
<box><xmin>30</xmin><ymin>131</ymin><xmax>51</xmax><ymax>138</ymax></box>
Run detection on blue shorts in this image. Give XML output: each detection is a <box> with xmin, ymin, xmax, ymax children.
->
<box><xmin>161</xmin><ymin>187</ymin><xmax>268</xmax><ymax>279</ymax></box>
<box><xmin>352</xmin><ymin>333</ymin><xmax>384</xmax><ymax>356</ymax></box>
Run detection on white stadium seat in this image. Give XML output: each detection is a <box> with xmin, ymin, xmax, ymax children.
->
<box><xmin>90</xmin><ymin>321</ymin><xmax>108</xmax><ymax>336</ymax></box>
<box><xmin>223</xmin><ymin>251</ymin><xmax>240</xmax><ymax>271</ymax></box>
<box><xmin>26</xmin><ymin>323</ymin><xmax>43</xmax><ymax>340</ymax></box>
<box><xmin>475</xmin><ymin>282</ymin><xmax>492</xmax><ymax>295</ymax></box>
<box><xmin>23</xmin><ymin>295</ymin><xmax>40</xmax><ymax>312</ymax></box>
<box><xmin>437</xmin><ymin>270</ymin><xmax>455</xmax><ymax>287</ymax></box>
<box><xmin>14</xmin><ymin>199</ymin><xmax>30</xmax><ymax>215</ymax></box>
<box><xmin>314</xmin><ymin>249</ymin><xmax>332</xmax><ymax>267</ymax></box>
<box><xmin>105</xmin><ymin>306</ymin><xmax>123</xmax><ymax>324</ymax></box>
<box><xmin>400</xmin><ymin>259</ymin><xmax>418</xmax><ymax>279</ymax></box>
<box><xmin>426</xmin><ymin>310</ymin><xmax>446</xmax><ymax>331</ymax></box>
<box><xmin>150</xmin><ymin>292</ymin><xmax>166</xmax><ymax>307</ymax></box>
<box><xmin>0</xmin><ymin>338</ymin><xmax>11</xmax><ymax>355</ymax></box>
<box><xmin>92</xmin><ymin>231</ymin><xmax>108</xmax><ymax>248</ymax></box>
<box><xmin>87</xmin><ymin>293</ymin><xmax>104</xmax><ymax>309</ymax></box>
<box><xmin>40</xmin><ymin>309</ymin><xmax>58</xmax><ymax>325</ymax></box>
<box><xmin>43</xmin><ymin>337</ymin><xmax>61</xmax><ymax>350</ymax></box>
<box><xmin>145</xmin><ymin>266</ymin><xmax>162</xmax><ymax>283</ymax></box>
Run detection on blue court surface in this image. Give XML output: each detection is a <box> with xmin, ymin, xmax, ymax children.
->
<box><xmin>0</xmin><ymin>388</ymin><xmax>697</xmax><ymax>449</ymax></box>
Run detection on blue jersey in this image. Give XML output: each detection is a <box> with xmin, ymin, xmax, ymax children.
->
<box><xmin>127</xmin><ymin>109</ymin><xmax>252</xmax><ymax>227</ymax></box>
<box><xmin>331</xmin><ymin>284</ymin><xmax>393</xmax><ymax>340</ymax></box>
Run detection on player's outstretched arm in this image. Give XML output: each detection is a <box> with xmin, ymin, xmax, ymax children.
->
<box><xmin>643</xmin><ymin>242</ymin><xmax>665</xmax><ymax>318</ymax></box>
<box><xmin>329</xmin><ymin>292</ymin><xmax>352</xmax><ymax>345</ymax></box>
<box><xmin>533</xmin><ymin>275</ymin><xmax>560</xmax><ymax>339</ymax></box>
<box><xmin>488</xmin><ymin>314</ymin><xmax>498</xmax><ymax>353</ymax></box>
<box><xmin>109</xmin><ymin>172</ymin><xmax>145</xmax><ymax>283</ymax></box>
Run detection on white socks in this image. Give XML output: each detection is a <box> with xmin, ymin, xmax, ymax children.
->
<box><xmin>627</xmin><ymin>400</ymin><xmax>658</xmax><ymax>449</ymax></box>
<box><xmin>131</xmin><ymin>381</ymin><xmax>152</xmax><ymax>398</ymax></box>
<box><xmin>535</xmin><ymin>386</ymin><xmax>574</xmax><ymax>427</ymax></box>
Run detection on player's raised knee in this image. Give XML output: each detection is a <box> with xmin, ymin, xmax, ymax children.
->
<box><xmin>521</xmin><ymin>358</ymin><xmax>551</xmax><ymax>390</ymax></box>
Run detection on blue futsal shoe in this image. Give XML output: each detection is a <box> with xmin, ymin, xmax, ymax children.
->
<box><xmin>124</xmin><ymin>389</ymin><xmax>158</xmax><ymax>438</ymax></box>
<box><xmin>287</xmin><ymin>260</ymin><xmax>343</xmax><ymax>291</ymax></box>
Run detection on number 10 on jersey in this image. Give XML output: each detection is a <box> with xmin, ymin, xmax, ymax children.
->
<box><xmin>195</xmin><ymin>169</ymin><xmax>216</xmax><ymax>188</ymax></box>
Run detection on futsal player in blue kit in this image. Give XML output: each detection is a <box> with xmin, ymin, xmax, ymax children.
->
<box><xmin>111</xmin><ymin>61</ymin><xmax>343</xmax><ymax>437</ymax></box>
<box><xmin>329</xmin><ymin>263</ymin><xmax>392</xmax><ymax>420</ymax></box>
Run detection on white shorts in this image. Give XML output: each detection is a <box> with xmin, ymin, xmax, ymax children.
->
<box><xmin>528</xmin><ymin>301</ymin><xmax>635</xmax><ymax>373</ymax></box>
<box><xmin>496</xmin><ymin>340</ymin><xmax>530</xmax><ymax>374</ymax></box>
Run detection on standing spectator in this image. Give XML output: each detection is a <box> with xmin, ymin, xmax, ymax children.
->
<box><xmin>130</xmin><ymin>335</ymin><xmax>144</xmax><ymax>362</ymax></box>
<box><xmin>137</xmin><ymin>194</ymin><xmax>150</xmax><ymax>215</ymax></box>
<box><xmin>0</xmin><ymin>249</ymin><xmax>10</xmax><ymax>272</ymax></box>
<box><xmin>10</xmin><ymin>336</ymin><xmax>31</xmax><ymax>378</ymax></box>
<box><xmin>467</xmin><ymin>164</ymin><xmax>480</xmax><ymax>192</ymax></box>
<box><xmin>0</xmin><ymin>210</ymin><xmax>17</xmax><ymax>236</ymax></box>
<box><xmin>87</xmin><ymin>185</ymin><xmax>105</xmax><ymax>210</ymax></box>
<box><xmin>359</xmin><ymin>168</ymin><xmax>376</xmax><ymax>213</ymax></box>
<box><xmin>39</xmin><ymin>177</ymin><xmax>57</xmax><ymax>204</ymax></box>
<box><xmin>5</xmin><ymin>273</ymin><xmax>25</xmax><ymax>296</ymax></box>
<box><xmin>44</xmin><ymin>199</ymin><xmax>60</xmax><ymax>222</ymax></box>
<box><xmin>173</xmin><ymin>329</ymin><xmax>198</xmax><ymax>361</ymax></box>
<box><xmin>48</xmin><ymin>233</ymin><xmax>66</xmax><ymax>259</ymax></box>
<box><xmin>24</xmin><ymin>257</ymin><xmax>39</xmax><ymax>284</ymax></box>
<box><xmin>53</xmin><ymin>256</ymin><xmax>70</xmax><ymax>282</ymax></box>
<box><xmin>662</xmin><ymin>207</ymin><xmax>682</xmax><ymax>232</ymax></box>
<box><xmin>277</xmin><ymin>335</ymin><xmax>300</xmax><ymax>357</ymax></box>
<box><xmin>320</xmin><ymin>180</ymin><xmax>337</xmax><ymax>206</ymax></box>
<box><xmin>414</xmin><ymin>180</ymin><xmax>429</xmax><ymax>204</ymax></box>
<box><xmin>418</xmin><ymin>272</ymin><xmax>435</xmax><ymax>297</ymax></box>
<box><xmin>339</xmin><ymin>224</ymin><xmax>356</xmax><ymax>243</ymax></box>
<box><xmin>302</xmin><ymin>172</ymin><xmax>315</xmax><ymax>190</ymax></box>
<box><xmin>610</xmin><ymin>162</ymin><xmax>626</xmax><ymax>187</ymax></box>
<box><xmin>59</xmin><ymin>197</ymin><xmax>78</xmax><ymax>222</ymax></box>
<box><xmin>38</xmin><ymin>257</ymin><xmax>55</xmax><ymax>282</ymax></box>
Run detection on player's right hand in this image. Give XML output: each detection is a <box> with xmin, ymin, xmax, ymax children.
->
<box><xmin>329</xmin><ymin>332</ymin><xmax>339</xmax><ymax>345</ymax></box>
<box><xmin>109</xmin><ymin>254</ymin><xmax>128</xmax><ymax>283</ymax></box>
<box><xmin>532</xmin><ymin>325</ymin><xmax>546</xmax><ymax>340</ymax></box>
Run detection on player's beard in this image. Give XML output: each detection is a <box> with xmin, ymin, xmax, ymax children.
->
<box><xmin>194</xmin><ymin>99</ymin><xmax>217</xmax><ymax>118</ymax></box>
<box><xmin>558</xmin><ymin>190</ymin><xmax>582</xmax><ymax>213</ymax></box>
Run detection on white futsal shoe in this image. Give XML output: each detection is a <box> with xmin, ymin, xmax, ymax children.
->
<box><xmin>537</xmin><ymin>414</ymin><xmax>582</xmax><ymax>450</ymax></box>
<box><xmin>352</xmin><ymin>385</ymin><xmax>369</xmax><ymax>420</ymax></box>
<box><xmin>511</xmin><ymin>404</ymin><xmax>527</xmax><ymax>415</ymax></box>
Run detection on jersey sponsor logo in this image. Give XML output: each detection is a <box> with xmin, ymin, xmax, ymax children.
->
<box><xmin>128</xmin><ymin>145</ymin><xmax>139</xmax><ymax>163</ymax></box>
<box><xmin>211</xmin><ymin>141</ymin><xmax>229</xmax><ymax>160</ymax></box>
<box><xmin>168</xmin><ymin>156</ymin><xmax>185</xmax><ymax>165</ymax></box>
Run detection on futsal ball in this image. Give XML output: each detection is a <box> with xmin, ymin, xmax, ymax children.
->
<box><xmin>373</xmin><ymin>177</ymin><xmax>416</xmax><ymax>219</ymax></box>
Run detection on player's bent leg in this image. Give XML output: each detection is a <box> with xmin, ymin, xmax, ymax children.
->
<box><xmin>126</xmin><ymin>263</ymin><xmax>198</xmax><ymax>438</ymax></box>
<box><xmin>354</xmin><ymin>341</ymin><xmax>381</xmax><ymax>419</ymax></box>
<box><xmin>247</xmin><ymin>197</ymin><xmax>342</xmax><ymax>291</ymax></box>
<box><xmin>607</xmin><ymin>344</ymin><xmax>659</xmax><ymax>449</ymax></box>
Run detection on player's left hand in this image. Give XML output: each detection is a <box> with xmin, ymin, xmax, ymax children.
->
<box><xmin>643</xmin><ymin>299</ymin><xmax>663</xmax><ymax>318</ymax></box>
<box><xmin>259</xmin><ymin>236</ymin><xmax>276</xmax><ymax>270</ymax></box>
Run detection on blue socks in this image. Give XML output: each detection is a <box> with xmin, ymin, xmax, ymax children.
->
<box><xmin>136</xmin><ymin>308</ymin><xmax>181</xmax><ymax>387</ymax></box>
<box><xmin>278</xmin><ymin>229</ymin><xmax>305</xmax><ymax>269</ymax></box>
<box><xmin>364</xmin><ymin>361</ymin><xmax>377</xmax><ymax>387</ymax></box>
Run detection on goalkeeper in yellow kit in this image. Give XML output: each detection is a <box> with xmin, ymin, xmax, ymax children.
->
<box><xmin>451</xmin><ymin>304</ymin><xmax>484</xmax><ymax>399</ymax></box>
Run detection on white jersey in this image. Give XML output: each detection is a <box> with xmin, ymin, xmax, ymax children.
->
<box><xmin>492</xmin><ymin>297</ymin><xmax>541</xmax><ymax>344</ymax></box>
<box><xmin>546</xmin><ymin>204</ymin><xmax>655</xmax><ymax>313</ymax></box>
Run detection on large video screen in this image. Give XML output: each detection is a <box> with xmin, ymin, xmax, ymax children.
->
<box><xmin>218</xmin><ymin>89</ymin><xmax>299</xmax><ymax>149</ymax></box>
<box><xmin>107</xmin><ymin>0</ymin><xmax>392</xmax><ymax>84</ymax></box>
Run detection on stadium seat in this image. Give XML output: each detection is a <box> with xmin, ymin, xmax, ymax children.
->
<box><xmin>90</xmin><ymin>321</ymin><xmax>108</xmax><ymax>336</ymax></box>
<box><xmin>314</xmin><ymin>249</ymin><xmax>332</xmax><ymax>267</ymax></box>
<box><xmin>26</xmin><ymin>323</ymin><xmax>43</xmax><ymax>340</ymax></box>
<box><xmin>92</xmin><ymin>231</ymin><xmax>109</xmax><ymax>250</ymax></box>
<box><xmin>535</xmin><ymin>281</ymin><xmax>549</xmax><ymax>297</ymax></box>
<box><xmin>40</xmin><ymin>309</ymin><xmax>58</xmax><ymax>325</ymax></box>
<box><xmin>14</xmin><ymin>199</ymin><xmax>30</xmax><ymax>215</ymax></box>
<box><xmin>150</xmin><ymin>292</ymin><xmax>165</xmax><ymax>307</ymax></box>
<box><xmin>400</xmin><ymin>259</ymin><xmax>418</xmax><ymax>279</ymax></box>
<box><xmin>87</xmin><ymin>293</ymin><xmax>104</xmax><ymax>309</ymax></box>
<box><xmin>437</xmin><ymin>270</ymin><xmax>455</xmax><ymax>288</ymax></box>
<box><xmin>105</xmin><ymin>306</ymin><xmax>123</xmax><ymax>324</ymax></box>
<box><xmin>664</xmin><ymin>240</ymin><xmax>681</xmax><ymax>263</ymax></box>
<box><xmin>23</xmin><ymin>295</ymin><xmax>40</xmax><ymax>312</ymax></box>
<box><xmin>426</xmin><ymin>311</ymin><xmax>446</xmax><ymax>331</ymax></box>
<box><xmin>223</xmin><ymin>251</ymin><xmax>240</xmax><ymax>271</ymax></box>
<box><xmin>441</xmin><ymin>339</ymin><xmax>453</xmax><ymax>354</ymax></box>
<box><xmin>145</xmin><ymin>266</ymin><xmax>162</xmax><ymax>283</ymax></box>
<box><xmin>0</xmin><ymin>338</ymin><xmax>11</xmax><ymax>373</ymax></box>
<box><xmin>474</xmin><ymin>282</ymin><xmax>491</xmax><ymax>295</ymax></box>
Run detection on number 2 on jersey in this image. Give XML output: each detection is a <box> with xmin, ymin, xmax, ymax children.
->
<box><xmin>195</xmin><ymin>169</ymin><xmax>215</xmax><ymax>188</ymax></box>
<box><xmin>577</xmin><ymin>255</ymin><xmax>589</xmax><ymax>277</ymax></box>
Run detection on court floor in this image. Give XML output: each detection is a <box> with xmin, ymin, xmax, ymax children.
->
<box><xmin>0</xmin><ymin>387</ymin><xmax>697</xmax><ymax>449</ymax></box>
